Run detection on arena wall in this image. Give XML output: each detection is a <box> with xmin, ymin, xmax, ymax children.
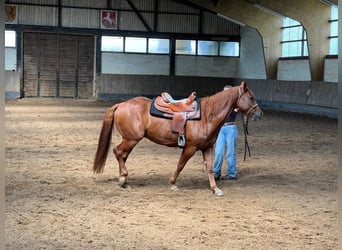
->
<box><xmin>95</xmin><ymin>75</ymin><xmax>337</xmax><ymax>119</ymax></box>
<box><xmin>235</xmin><ymin>79</ymin><xmax>338</xmax><ymax>118</ymax></box>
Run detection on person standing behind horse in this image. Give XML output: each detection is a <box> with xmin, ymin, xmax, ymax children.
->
<box><xmin>213</xmin><ymin>85</ymin><xmax>239</xmax><ymax>181</ymax></box>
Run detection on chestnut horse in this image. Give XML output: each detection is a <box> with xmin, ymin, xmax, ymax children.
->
<box><xmin>93</xmin><ymin>81</ymin><xmax>263</xmax><ymax>196</ymax></box>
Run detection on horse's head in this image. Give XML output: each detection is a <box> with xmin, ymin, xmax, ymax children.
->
<box><xmin>236</xmin><ymin>81</ymin><xmax>263</xmax><ymax>121</ymax></box>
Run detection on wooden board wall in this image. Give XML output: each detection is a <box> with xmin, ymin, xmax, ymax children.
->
<box><xmin>23</xmin><ymin>32</ymin><xmax>94</xmax><ymax>98</ymax></box>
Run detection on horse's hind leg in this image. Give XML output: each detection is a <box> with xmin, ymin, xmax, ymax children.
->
<box><xmin>113</xmin><ymin>139</ymin><xmax>139</xmax><ymax>187</ymax></box>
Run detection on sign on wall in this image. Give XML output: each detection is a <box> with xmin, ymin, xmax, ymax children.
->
<box><xmin>100</xmin><ymin>10</ymin><xmax>117</xmax><ymax>29</ymax></box>
<box><xmin>5</xmin><ymin>4</ymin><xmax>18</xmax><ymax>24</ymax></box>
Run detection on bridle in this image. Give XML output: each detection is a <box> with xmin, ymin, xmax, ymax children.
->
<box><xmin>237</xmin><ymin>86</ymin><xmax>259</xmax><ymax>162</ymax></box>
<box><xmin>238</xmin><ymin>86</ymin><xmax>259</xmax><ymax>116</ymax></box>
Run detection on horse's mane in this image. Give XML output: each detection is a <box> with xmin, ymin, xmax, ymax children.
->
<box><xmin>201</xmin><ymin>86</ymin><xmax>239</xmax><ymax>120</ymax></box>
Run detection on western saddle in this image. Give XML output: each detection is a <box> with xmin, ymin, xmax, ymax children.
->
<box><xmin>152</xmin><ymin>91</ymin><xmax>200</xmax><ymax>147</ymax></box>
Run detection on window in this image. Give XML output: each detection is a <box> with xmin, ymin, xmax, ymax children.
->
<box><xmin>198</xmin><ymin>41</ymin><xmax>218</xmax><ymax>56</ymax></box>
<box><xmin>148</xmin><ymin>38</ymin><xmax>170</xmax><ymax>54</ymax></box>
<box><xmin>125</xmin><ymin>37</ymin><xmax>147</xmax><ymax>53</ymax></box>
<box><xmin>219</xmin><ymin>42</ymin><xmax>239</xmax><ymax>56</ymax></box>
<box><xmin>5</xmin><ymin>30</ymin><xmax>17</xmax><ymax>70</ymax></box>
<box><xmin>101</xmin><ymin>36</ymin><xmax>239</xmax><ymax>57</ymax></box>
<box><xmin>281</xmin><ymin>17</ymin><xmax>308</xmax><ymax>57</ymax></box>
<box><xmin>101</xmin><ymin>36</ymin><xmax>123</xmax><ymax>52</ymax></box>
<box><xmin>176</xmin><ymin>39</ymin><xmax>239</xmax><ymax>57</ymax></box>
<box><xmin>101</xmin><ymin>36</ymin><xmax>170</xmax><ymax>54</ymax></box>
<box><xmin>175</xmin><ymin>40</ymin><xmax>196</xmax><ymax>55</ymax></box>
<box><xmin>329</xmin><ymin>5</ymin><xmax>338</xmax><ymax>55</ymax></box>
<box><xmin>5</xmin><ymin>30</ymin><xmax>16</xmax><ymax>47</ymax></box>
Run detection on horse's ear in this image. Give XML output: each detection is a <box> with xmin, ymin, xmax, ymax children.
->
<box><xmin>240</xmin><ymin>81</ymin><xmax>247</xmax><ymax>91</ymax></box>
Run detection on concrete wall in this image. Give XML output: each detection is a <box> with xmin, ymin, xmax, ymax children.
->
<box><xmin>277</xmin><ymin>58</ymin><xmax>338</xmax><ymax>83</ymax></box>
<box><xmin>102</xmin><ymin>53</ymin><xmax>239</xmax><ymax>78</ymax></box>
<box><xmin>277</xmin><ymin>59</ymin><xmax>311</xmax><ymax>81</ymax></box>
<box><xmin>175</xmin><ymin>55</ymin><xmax>238</xmax><ymax>78</ymax></box>
<box><xmin>323</xmin><ymin>58</ymin><xmax>338</xmax><ymax>83</ymax></box>
<box><xmin>238</xmin><ymin>26</ymin><xmax>267</xmax><ymax>80</ymax></box>
<box><xmin>102</xmin><ymin>53</ymin><xmax>170</xmax><ymax>75</ymax></box>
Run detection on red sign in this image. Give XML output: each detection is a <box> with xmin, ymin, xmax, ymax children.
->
<box><xmin>100</xmin><ymin>10</ymin><xmax>117</xmax><ymax>29</ymax></box>
<box><xmin>5</xmin><ymin>5</ymin><xmax>18</xmax><ymax>24</ymax></box>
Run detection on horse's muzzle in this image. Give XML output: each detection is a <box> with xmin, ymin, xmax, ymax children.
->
<box><xmin>251</xmin><ymin>110</ymin><xmax>263</xmax><ymax>121</ymax></box>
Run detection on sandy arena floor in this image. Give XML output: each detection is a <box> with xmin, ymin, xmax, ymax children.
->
<box><xmin>5</xmin><ymin>98</ymin><xmax>338</xmax><ymax>249</ymax></box>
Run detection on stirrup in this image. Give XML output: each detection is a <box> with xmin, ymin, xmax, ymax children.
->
<box><xmin>178</xmin><ymin>134</ymin><xmax>185</xmax><ymax>147</ymax></box>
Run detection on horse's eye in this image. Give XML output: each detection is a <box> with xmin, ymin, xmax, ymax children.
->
<box><xmin>249</xmin><ymin>96</ymin><xmax>254</xmax><ymax>101</ymax></box>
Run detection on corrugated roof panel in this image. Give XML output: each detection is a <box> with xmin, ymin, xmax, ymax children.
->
<box><xmin>10</xmin><ymin>0</ymin><xmax>240</xmax><ymax>36</ymax></box>
<box><xmin>62</xmin><ymin>8</ymin><xmax>99</xmax><ymax>29</ymax></box>
<box><xmin>158</xmin><ymin>14</ymin><xmax>199</xmax><ymax>33</ymax></box>
<box><xmin>9</xmin><ymin>0</ymin><xmax>57</xmax><ymax>5</ymax></box>
<box><xmin>202</xmin><ymin>12</ymin><xmax>240</xmax><ymax>35</ymax></box>
<box><xmin>19</xmin><ymin>5</ymin><xmax>58</xmax><ymax>26</ymax></box>
<box><xmin>119</xmin><ymin>11</ymin><xmax>153</xmax><ymax>32</ymax></box>
<box><xmin>62</xmin><ymin>0</ymin><xmax>106</xmax><ymax>8</ymax></box>
<box><xmin>128</xmin><ymin>0</ymin><xmax>155</xmax><ymax>11</ymax></box>
<box><xmin>158</xmin><ymin>0</ymin><xmax>199</xmax><ymax>14</ymax></box>
<box><xmin>110</xmin><ymin>0</ymin><xmax>131</xmax><ymax>10</ymax></box>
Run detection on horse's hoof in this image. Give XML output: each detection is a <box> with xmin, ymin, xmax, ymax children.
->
<box><xmin>119</xmin><ymin>183</ymin><xmax>128</xmax><ymax>188</ymax></box>
<box><xmin>214</xmin><ymin>189</ymin><xmax>224</xmax><ymax>196</ymax></box>
<box><xmin>118</xmin><ymin>176</ymin><xmax>127</xmax><ymax>187</ymax></box>
<box><xmin>212</xmin><ymin>186</ymin><xmax>224</xmax><ymax>196</ymax></box>
<box><xmin>170</xmin><ymin>185</ymin><xmax>179</xmax><ymax>192</ymax></box>
<box><xmin>121</xmin><ymin>184</ymin><xmax>132</xmax><ymax>190</ymax></box>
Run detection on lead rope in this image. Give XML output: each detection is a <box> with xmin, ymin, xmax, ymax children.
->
<box><xmin>241</xmin><ymin>113</ymin><xmax>251</xmax><ymax>161</ymax></box>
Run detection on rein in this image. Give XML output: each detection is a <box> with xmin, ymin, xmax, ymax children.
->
<box><xmin>241</xmin><ymin>113</ymin><xmax>251</xmax><ymax>161</ymax></box>
<box><xmin>237</xmin><ymin>86</ymin><xmax>252</xmax><ymax>161</ymax></box>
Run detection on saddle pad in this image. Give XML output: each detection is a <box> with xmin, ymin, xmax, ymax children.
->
<box><xmin>150</xmin><ymin>98</ymin><xmax>201</xmax><ymax>120</ymax></box>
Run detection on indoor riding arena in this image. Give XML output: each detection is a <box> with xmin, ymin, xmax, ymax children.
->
<box><xmin>4</xmin><ymin>0</ymin><xmax>338</xmax><ymax>249</ymax></box>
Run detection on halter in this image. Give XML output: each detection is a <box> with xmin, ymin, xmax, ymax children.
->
<box><xmin>237</xmin><ymin>86</ymin><xmax>258</xmax><ymax>162</ymax></box>
<box><xmin>238</xmin><ymin>86</ymin><xmax>259</xmax><ymax>116</ymax></box>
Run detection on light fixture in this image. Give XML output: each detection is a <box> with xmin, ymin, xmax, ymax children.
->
<box><xmin>254</xmin><ymin>3</ymin><xmax>284</xmax><ymax>17</ymax></box>
<box><xmin>217</xmin><ymin>13</ymin><xmax>246</xmax><ymax>27</ymax></box>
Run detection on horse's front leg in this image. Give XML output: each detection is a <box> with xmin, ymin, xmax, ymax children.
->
<box><xmin>169</xmin><ymin>146</ymin><xmax>196</xmax><ymax>191</ymax></box>
<box><xmin>202</xmin><ymin>147</ymin><xmax>224</xmax><ymax>196</ymax></box>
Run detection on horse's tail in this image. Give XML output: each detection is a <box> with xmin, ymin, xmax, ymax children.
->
<box><xmin>93</xmin><ymin>104</ymin><xmax>118</xmax><ymax>174</ymax></box>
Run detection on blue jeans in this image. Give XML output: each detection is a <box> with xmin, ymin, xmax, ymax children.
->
<box><xmin>213</xmin><ymin>124</ymin><xmax>238</xmax><ymax>177</ymax></box>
